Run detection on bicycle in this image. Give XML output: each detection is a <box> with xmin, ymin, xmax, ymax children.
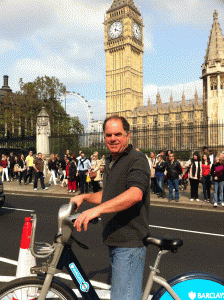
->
<box><xmin>0</xmin><ymin>201</ymin><xmax>224</xmax><ymax>300</ymax></box>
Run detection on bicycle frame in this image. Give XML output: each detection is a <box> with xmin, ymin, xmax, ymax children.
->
<box><xmin>36</xmin><ymin>243</ymin><xmax>100</xmax><ymax>300</ymax></box>
<box><xmin>141</xmin><ymin>250</ymin><xmax>181</xmax><ymax>300</ymax></box>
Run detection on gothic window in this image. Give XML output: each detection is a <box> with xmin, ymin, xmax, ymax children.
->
<box><xmin>220</xmin><ymin>77</ymin><xmax>224</xmax><ymax>89</ymax></box>
<box><xmin>210</xmin><ymin>76</ymin><xmax>217</xmax><ymax>90</ymax></box>
<box><xmin>164</xmin><ymin>115</ymin><xmax>169</xmax><ymax>122</ymax></box>
<box><xmin>188</xmin><ymin>112</ymin><xmax>194</xmax><ymax>120</ymax></box>
<box><xmin>153</xmin><ymin>116</ymin><xmax>157</xmax><ymax>123</ymax></box>
<box><xmin>142</xmin><ymin>116</ymin><xmax>147</xmax><ymax>124</ymax></box>
<box><xmin>176</xmin><ymin>114</ymin><xmax>181</xmax><ymax>121</ymax></box>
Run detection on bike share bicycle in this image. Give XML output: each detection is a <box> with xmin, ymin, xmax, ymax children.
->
<box><xmin>0</xmin><ymin>201</ymin><xmax>224</xmax><ymax>300</ymax></box>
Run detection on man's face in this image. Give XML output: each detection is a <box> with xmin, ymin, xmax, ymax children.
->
<box><xmin>151</xmin><ymin>153</ymin><xmax>154</xmax><ymax>159</ymax></box>
<box><xmin>29</xmin><ymin>152</ymin><xmax>33</xmax><ymax>156</ymax></box>
<box><xmin>38</xmin><ymin>154</ymin><xmax>42</xmax><ymax>159</ymax></box>
<box><xmin>81</xmin><ymin>153</ymin><xmax>85</xmax><ymax>158</ymax></box>
<box><xmin>66</xmin><ymin>150</ymin><xmax>69</xmax><ymax>155</ymax></box>
<box><xmin>104</xmin><ymin>119</ymin><xmax>130</xmax><ymax>156</ymax></box>
<box><xmin>169</xmin><ymin>154</ymin><xmax>174</xmax><ymax>161</ymax></box>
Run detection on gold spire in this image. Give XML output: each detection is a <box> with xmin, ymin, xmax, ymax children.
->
<box><xmin>203</xmin><ymin>10</ymin><xmax>224</xmax><ymax>65</ymax></box>
<box><xmin>107</xmin><ymin>0</ymin><xmax>141</xmax><ymax>15</ymax></box>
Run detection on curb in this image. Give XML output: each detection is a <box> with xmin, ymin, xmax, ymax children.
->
<box><xmin>4</xmin><ymin>189</ymin><xmax>223</xmax><ymax>212</ymax></box>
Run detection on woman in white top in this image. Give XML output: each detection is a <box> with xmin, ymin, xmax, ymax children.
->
<box><xmin>185</xmin><ymin>151</ymin><xmax>202</xmax><ymax>202</ymax></box>
<box><xmin>90</xmin><ymin>153</ymin><xmax>101</xmax><ymax>193</ymax></box>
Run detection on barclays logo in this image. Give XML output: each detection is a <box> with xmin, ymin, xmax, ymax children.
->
<box><xmin>188</xmin><ymin>291</ymin><xmax>224</xmax><ymax>299</ymax></box>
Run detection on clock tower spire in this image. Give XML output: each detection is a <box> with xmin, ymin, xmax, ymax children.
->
<box><xmin>104</xmin><ymin>0</ymin><xmax>143</xmax><ymax>119</ymax></box>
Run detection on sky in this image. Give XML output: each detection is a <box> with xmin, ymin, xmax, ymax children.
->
<box><xmin>0</xmin><ymin>0</ymin><xmax>223</xmax><ymax>130</ymax></box>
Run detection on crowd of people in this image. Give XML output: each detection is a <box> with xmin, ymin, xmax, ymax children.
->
<box><xmin>0</xmin><ymin>150</ymin><xmax>106</xmax><ymax>194</ymax></box>
<box><xmin>148</xmin><ymin>147</ymin><xmax>224</xmax><ymax>207</ymax></box>
<box><xmin>0</xmin><ymin>145</ymin><xmax>224</xmax><ymax>207</ymax></box>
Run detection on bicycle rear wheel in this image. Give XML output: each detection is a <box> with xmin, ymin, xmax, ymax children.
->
<box><xmin>152</xmin><ymin>272</ymin><xmax>224</xmax><ymax>300</ymax></box>
<box><xmin>0</xmin><ymin>276</ymin><xmax>78</xmax><ymax>300</ymax></box>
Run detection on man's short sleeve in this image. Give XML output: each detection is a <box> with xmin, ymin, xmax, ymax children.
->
<box><xmin>126</xmin><ymin>153</ymin><xmax>150</xmax><ymax>194</ymax></box>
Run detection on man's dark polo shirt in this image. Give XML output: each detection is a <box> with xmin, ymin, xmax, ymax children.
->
<box><xmin>34</xmin><ymin>158</ymin><xmax>44</xmax><ymax>172</ymax></box>
<box><xmin>101</xmin><ymin>144</ymin><xmax>150</xmax><ymax>247</ymax></box>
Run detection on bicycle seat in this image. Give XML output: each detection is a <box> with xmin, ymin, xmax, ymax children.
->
<box><xmin>143</xmin><ymin>236</ymin><xmax>183</xmax><ymax>253</ymax></box>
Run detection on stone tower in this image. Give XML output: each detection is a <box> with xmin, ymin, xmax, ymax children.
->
<box><xmin>201</xmin><ymin>10</ymin><xmax>224</xmax><ymax>124</ymax></box>
<box><xmin>104</xmin><ymin>0</ymin><xmax>144</xmax><ymax>120</ymax></box>
<box><xmin>36</xmin><ymin>107</ymin><xmax>51</xmax><ymax>158</ymax></box>
<box><xmin>201</xmin><ymin>10</ymin><xmax>224</xmax><ymax>147</ymax></box>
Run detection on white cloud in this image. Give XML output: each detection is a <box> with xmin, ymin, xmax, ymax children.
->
<box><xmin>143</xmin><ymin>79</ymin><xmax>203</xmax><ymax>104</ymax></box>
<box><xmin>148</xmin><ymin>0</ymin><xmax>222</xmax><ymax>26</ymax></box>
<box><xmin>10</xmin><ymin>56</ymin><xmax>92</xmax><ymax>91</ymax></box>
<box><xmin>0</xmin><ymin>39</ymin><xmax>15</xmax><ymax>53</ymax></box>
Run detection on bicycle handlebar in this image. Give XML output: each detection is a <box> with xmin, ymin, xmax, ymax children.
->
<box><xmin>29</xmin><ymin>201</ymin><xmax>99</xmax><ymax>258</ymax></box>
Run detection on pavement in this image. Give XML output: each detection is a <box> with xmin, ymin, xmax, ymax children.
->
<box><xmin>2</xmin><ymin>173</ymin><xmax>224</xmax><ymax>212</ymax></box>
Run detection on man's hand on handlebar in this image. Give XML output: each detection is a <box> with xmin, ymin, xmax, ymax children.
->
<box><xmin>70</xmin><ymin>195</ymin><xmax>85</xmax><ymax>211</ymax></box>
<box><xmin>74</xmin><ymin>207</ymin><xmax>101</xmax><ymax>232</ymax></box>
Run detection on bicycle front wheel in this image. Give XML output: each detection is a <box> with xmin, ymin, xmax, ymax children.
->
<box><xmin>0</xmin><ymin>276</ymin><xmax>78</xmax><ymax>300</ymax></box>
<box><xmin>152</xmin><ymin>272</ymin><xmax>224</xmax><ymax>300</ymax></box>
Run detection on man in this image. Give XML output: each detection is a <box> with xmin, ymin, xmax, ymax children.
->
<box><xmin>76</xmin><ymin>152</ymin><xmax>91</xmax><ymax>194</ymax></box>
<box><xmin>166</xmin><ymin>153</ymin><xmax>182</xmax><ymax>202</ymax></box>
<box><xmin>149</xmin><ymin>151</ymin><xmax>157</xmax><ymax>194</ymax></box>
<box><xmin>25</xmin><ymin>151</ymin><xmax>34</xmax><ymax>184</ymax></box>
<box><xmin>65</xmin><ymin>149</ymin><xmax>71</xmax><ymax>160</ymax></box>
<box><xmin>76</xmin><ymin>150</ymin><xmax>82</xmax><ymax>161</ymax></box>
<box><xmin>71</xmin><ymin>116</ymin><xmax>150</xmax><ymax>300</ymax></box>
<box><xmin>33</xmin><ymin>153</ymin><xmax>48</xmax><ymax>191</ymax></box>
<box><xmin>9</xmin><ymin>152</ymin><xmax>15</xmax><ymax>181</ymax></box>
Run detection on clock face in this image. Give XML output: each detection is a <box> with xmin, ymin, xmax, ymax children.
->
<box><xmin>133</xmin><ymin>23</ymin><xmax>141</xmax><ymax>40</ymax></box>
<box><xmin>109</xmin><ymin>22</ymin><xmax>122</xmax><ymax>39</ymax></box>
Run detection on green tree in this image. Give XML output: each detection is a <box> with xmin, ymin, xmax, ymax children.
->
<box><xmin>1</xmin><ymin>76</ymin><xmax>84</xmax><ymax>137</ymax></box>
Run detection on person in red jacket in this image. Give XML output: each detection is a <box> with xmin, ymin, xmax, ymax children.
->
<box><xmin>201</xmin><ymin>154</ymin><xmax>211</xmax><ymax>203</ymax></box>
<box><xmin>0</xmin><ymin>155</ymin><xmax>9</xmax><ymax>182</ymax></box>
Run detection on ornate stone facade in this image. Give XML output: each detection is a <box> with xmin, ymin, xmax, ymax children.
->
<box><xmin>104</xmin><ymin>1</ymin><xmax>224</xmax><ymax>150</ymax></box>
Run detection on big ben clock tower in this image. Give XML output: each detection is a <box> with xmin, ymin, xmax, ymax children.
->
<box><xmin>104</xmin><ymin>0</ymin><xmax>144</xmax><ymax>119</ymax></box>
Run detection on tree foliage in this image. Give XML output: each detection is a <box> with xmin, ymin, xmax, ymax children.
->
<box><xmin>0</xmin><ymin>76</ymin><xmax>84</xmax><ymax>137</ymax></box>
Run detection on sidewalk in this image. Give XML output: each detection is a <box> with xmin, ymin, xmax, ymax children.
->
<box><xmin>2</xmin><ymin>174</ymin><xmax>223</xmax><ymax>212</ymax></box>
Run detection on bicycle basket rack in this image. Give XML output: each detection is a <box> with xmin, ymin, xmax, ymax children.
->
<box><xmin>30</xmin><ymin>214</ymin><xmax>55</xmax><ymax>258</ymax></box>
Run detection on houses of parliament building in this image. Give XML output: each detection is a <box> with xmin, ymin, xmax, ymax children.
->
<box><xmin>104</xmin><ymin>0</ymin><xmax>224</xmax><ymax>151</ymax></box>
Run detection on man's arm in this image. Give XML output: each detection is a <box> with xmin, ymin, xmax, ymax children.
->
<box><xmin>74</xmin><ymin>187</ymin><xmax>143</xmax><ymax>232</ymax></box>
<box><xmin>70</xmin><ymin>191</ymin><xmax>103</xmax><ymax>210</ymax></box>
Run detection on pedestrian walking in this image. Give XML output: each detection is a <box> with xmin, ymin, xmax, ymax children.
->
<box><xmin>13</xmin><ymin>156</ymin><xmax>19</xmax><ymax>180</ymax></box>
<box><xmin>48</xmin><ymin>154</ymin><xmax>57</xmax><ymax>185</ymax></box>
<box><xmin>0</xmin><ymin>155</ymin><xmax>9</xmax><ymax>182</ymax></box>
<box><xmin>67</xmin><ymin>160</ymin><xmax>77</xmax><ymax>193</ymax></box>
<box><xmin>166</xmin><ymin>153</ymin><xmax>182</xmax><ymax>202</ymax></box>
<box><xmin>25</xmin><ymin>151</ymin><xmax>34</xmax><ymax>184</ymax></box>
<box><xmin>148</xmin><ymin>152</ymin><xmax>157</xmax><ymax>194</ymax></box>
<box><xmin>185</xmin><ymin>151</ymin><xmax>202</xmax><ymax>202</ymax></box>
<box><xmin>77</xmin><ymin>152</ymin><xmax>91</xmax><ymax>194</ymax></box>
<box><xmin>201</xmin><ymin>154</ymin><xmax>211</xmax><ymax>203</ymax></box>
<box><xmin>211</xmin><ymin>154</ymin><xmax>224</xmax><ymax>207</ymax></box>
<box><xmin>33</xmin><ymin>153</ymin><xmax>48</xmax><ymax>190</ymax></box>
<box><xmin>61</xmin><ymin>155</ymin><xmax>68</xmax><ymax>187</ymax></box>
<box><xmin>90</xmin><ymin>153</ymin><xmax>101</xmax><ymax>193</ymax></box>
<box><xmin>18</xmin><ymin>154</ymin><xmax>26</xmax><ymax>184</ymax></box>
<box><xmin>71</xmin><ymin>115</ymin><xmax>150</xmax><ymax>300</ymax></box>
<box><xmin>9</xmin><ymin>152</ymin><xmax>15</xmax><ymax>180</ymax></box>
<box><xmin>155</xmin><ymin>155</ymin><xmax>166</xmax><ymax>198</ymax></box>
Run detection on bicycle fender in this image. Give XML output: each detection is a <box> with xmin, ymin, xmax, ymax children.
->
<box><xmin>37</xmin><ymin>275</ymin><xmax>79</xmax><ymax>300</ymax></box>
<box><xmin>152</xmin><ymin>272</ymin><xmax>224</xmax><ymax>300</ymax></box>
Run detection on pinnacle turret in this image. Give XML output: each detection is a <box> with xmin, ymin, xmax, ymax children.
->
<box><xmin>202</xmin><ymin>10</ymin><xmax>224</xmax><ymax>67</ymax></box>
<box><xmin>107</xmin><ymin>0</ymin><xmax>141</xmax><ymax>15</ymax></box>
